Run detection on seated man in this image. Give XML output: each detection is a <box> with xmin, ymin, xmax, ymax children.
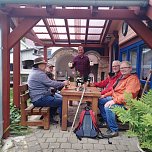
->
<box><xmin>28</xmin><ymin>57</ymin><xmax>70</xmax><ymax>125</ymax></box>
<box><xmin>45</xmin><ymin>63</ymin><xmax>63</xmax><ymax>119</ymax></box>
<box><xmin>45</xmin><ymin>63</ymin><xmax>55</xmax><ymax>80</ymax></box>
<box><xmin>92</xmin><ymin>60</ymin><xmax>121</xmax><ymax>96</ymax></box>
<box><xmin>98</xmin><ymin>61</ymin><xmax>140</xmax><ymax>137</ymax></box>
<box><xmin>45</xmin><ymin>63</ymin><xmax>64</xmax><ymax>91</ymax></box>
<box><xmin>91</xmin><ymin>60</ymin><xmax>122</xmax><ymax>126</ymax></box>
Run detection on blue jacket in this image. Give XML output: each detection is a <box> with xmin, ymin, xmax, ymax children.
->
<box><xmin>28</xmin><ymin>68</ymin><xmax>64</xmax><ymax>102</ymax></box>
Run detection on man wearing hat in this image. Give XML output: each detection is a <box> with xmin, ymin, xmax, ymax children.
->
<box><xmin>45</xmin><ymin>63</ymin><xmax>55</xmax><ymax>80</ymax></box>
<box><xmin>28</xmin><ymin>57</ymin><xmax>70</xmax><ymax>125</ymax></box>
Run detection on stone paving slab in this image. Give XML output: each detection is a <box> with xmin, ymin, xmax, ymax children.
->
<box><xmin>1</xmin><ymin>103</ymin><xmax>140</xmax><ymax>152</ymax></box>
<box><xmin>1</xmin><ymin>126</ymin><xmax>139</xmax><ymax>152</ymax></box>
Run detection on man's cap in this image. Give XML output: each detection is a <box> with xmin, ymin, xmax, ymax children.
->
<box><xmin>47</xmin><ymin>63</ymin><xmax>55</xmax><ymax>67</ymax></box>
<box><xmin>33</xmin><ymin>57</ymin><xmax>47</xmax><ymax>67</ymax></box>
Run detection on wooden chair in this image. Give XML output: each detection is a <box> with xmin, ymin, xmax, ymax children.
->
<box><xmin>19</xmin><ymin>84</ymin><xmax>50</xmax><ymax>129</ymax></box>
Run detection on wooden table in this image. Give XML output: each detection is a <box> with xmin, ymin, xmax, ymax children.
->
<box><xmin>61</xmin><ymin>84</ymin><xmax>100</xmax><ymax>131</ymax></box>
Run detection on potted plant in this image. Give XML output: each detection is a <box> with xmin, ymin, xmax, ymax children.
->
<box><xmin>113</xmin><ymin>90</ymin><xmax>152</xmax><ymax>152</ymax></box>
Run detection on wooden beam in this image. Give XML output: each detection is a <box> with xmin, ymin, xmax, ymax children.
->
<box><xmin>85</xmin><ymin>20</ymin><xmax>89</xmax><ymax>44</ymax></box>
<box><xmin>41</xmin><ymin>39</ymin><xmax>100</xmax><ymax>43</ymax></box>
<box><xmin>44</xmin><ymin>43</ymin><xmax>103</xmax><ymax>48</ymax></box>
<box><xmin>10</xmin><ymin>18</ymin><xmax>16</xmax><ymax>29</ymax></box>
<box><xmin>11</xmin><ymin>18</ymin><xmax>44</xmax><ymax>46</ymax></box>
<box><xmin>8</xmin><ymin>17</ymin><xmax>40</xmax><ymax>49</ymax></box>
<box><xmin>64</xmin><ymin>19</ymin><xmax>70</xmax><ymax>44</ymax></box>
<box><xmin>35</xmin><ymin>25</ymin><xmax>104</xmax><ymax>28</ymax></box>
<box><xmin>100</xmin><ymin>20</ymin><xmax>112</xmax><ymax>44</ymax></box>
<box><xmin>7</xmin><ymin>7</ymin><xmax>139</xmax><ymax>20</ymax></box>
<box><xmin>126</xmin><ymin>18</ymin><xmax>152</xmax><ymax>49</ymax></box>
<box><xmin>146</xmin><ymin>6</ymin><xmax>152</xmax><ymax>20</ymax></box>
<box><xmin>44</xmin><ymin>46</ymin><xmax>47</xmax><ymax>61</ymax></box>
<box><xmin>31</xmin><ymin>29</ymin><xmax>40</xmax><ymax>39</ymax></box>
<box><xmin>25</xmin><ymin>33</ymin><xmax>44</xmax><ymax>46</ymax></box>
<box><xmin>35</xmin><ymin>32</ymin><xmax>101</xmax><ymax>35</ymax></box>
<box><xmin>43</xmin><ymin>19</ymin><xmax>55</xmax><ymax>44</ymax></box>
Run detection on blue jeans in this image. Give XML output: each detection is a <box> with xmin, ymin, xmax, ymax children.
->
<box><xmin>105</xmin><ymin>104</ymin><xmax>124</xmax><ymax>132</ymax></box>
<box><xmin>98</xmin><ymin>96</ymin><xmax>113</xmax><ymax>122</ymax></box>
<box><xmin>33</xmin><ymin>93</ymin><xmax>62</xmax><ymax>120</ymax></box>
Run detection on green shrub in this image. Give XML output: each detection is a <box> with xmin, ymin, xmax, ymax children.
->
<box><xmin>10</xmin><ymin>89</ymin><xmax>32</xmax><ymax>136</ymax></box>
<box><xmin>113</xmin><ymin>90</ymin><xmax>152</xmax><ymax>151</ymax></box>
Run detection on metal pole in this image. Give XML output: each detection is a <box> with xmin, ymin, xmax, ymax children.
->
<box><xmin>68</xmin><ymin>86</ymin><xmax>86</xmax><ymax>139</ymax></box>
<box><xmin>141</xmin><ymin>70</ymin><xmax>152</xmax><ymax>97</ymax></box>
<box><xmin>0</xmin><ymin>0</ymin><xmax>148</xmax><ymax>7</ymax></box>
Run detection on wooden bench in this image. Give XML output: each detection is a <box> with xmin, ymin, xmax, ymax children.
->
<box><xmin>19</xmin><ymin>84</ymin><xmax>50</xmax><ymax>129</ymax></box>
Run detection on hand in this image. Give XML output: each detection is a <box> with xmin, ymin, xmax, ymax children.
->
<box><xmin>50</xmin><ymin>87</ymin><xmax>56</xmax><ymax>95</ymax></box>
<box><xmin>100</xmin><ymin>95</ymin><xmax>105</xmax><ymax>98</ymax></box>
<box><xmin>105</xmin><ymin>100</ymin><xmax>115</xmax><ymax>108</ymax></box>
<box><xmin>45</xmin><ymin>67</ymin><xmax>50</xmax><ymax>72</ymax></box>
<box><xmin>90</xmin><ymin>83</ymin><xmax>95</xmax><ymax>87</ymax></box>
<box><xmin>83</xmin><ymin>83</ymin><xmax>87</xmax><ymax>88</ymax></box>
<box><xmin>63</xmin><ymin>80</ymin><xmax>70</xmax><ymax>86</ymax></box>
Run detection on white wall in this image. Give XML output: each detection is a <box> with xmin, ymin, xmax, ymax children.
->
<box><xmin>21</xmin><ymin>50</ymin><xmax>37</xmax><ymax>61</ymax></box>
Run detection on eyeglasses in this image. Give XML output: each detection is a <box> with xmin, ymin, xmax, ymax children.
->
<box><xmin>120</xmin><ymin>67</ymin><xmax>130</xmax><ymax>70</ymax></box>
<box><xmin>112</xmin><ymin>65</ymin><xmax>120</xmax><ymax>68</ymax></box>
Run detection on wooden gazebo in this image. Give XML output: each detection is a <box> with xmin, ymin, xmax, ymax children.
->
<box><xmin>0</xmin><ymin>0</ymin><xmax>152</xmax><ymax>138</ymax></box>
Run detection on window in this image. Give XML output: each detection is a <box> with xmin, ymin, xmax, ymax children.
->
<box><xmin>112</xmin><ymin>42</ymin><xmax>119</xmax><ymax>60</ymax></box>
<box><xmin>22</xmin><ymin>60</ymin><xmax>34</xmax><ymax>69</ymax></box>
<box><xmin>21</xmin><ymin>75</ymin><xmax>28</xmax><ymax>83</ymax></box>
<box><xmin>130</xmin><ymin>48</ymin><xmax>137</xmax><ymax>73</ymax></box>
<box><xmin>10</xmin><ymin>75</ymin><xmax>13</xmax><ymax>82</ymax></box>
<box><xmin>10</xmin><ymin>75</ymin><xmax>13</xmax><ymax>86</ymax></box>
<box><xmin>10</xmin><ymin>63</ymin><xmax>13</xmax><ymax>71</ymax></box>
<box><xmin>47</xmin><ymin>49</ymin><xmax>52</xmax><ymax>58</ymax></box>
<box><xmin>119</xmin><ymin>40</ymin><xmax>152</xmax><ymax>90</ymax></box>
<box><xmin>140</xmin><ymin>45</ymin><xmax>152</xmax><ymax>80</ymax></box>
<box><xmin>122</xmin><ymin>52</ymin><xmax>127</xmax><ymax>61</ymax></box>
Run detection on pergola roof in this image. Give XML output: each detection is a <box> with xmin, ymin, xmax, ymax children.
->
<box><xmin>34</xmin><ymin>15</ymin><xmax>107</xmax><ymax>46</ymax></box>
<box><xmin>10</xmin><ymin>5</ymin><xmax>112</xmax><ymax>48</ymax></box>
<box><xmin>0</xmin><ymin>1</ymin><xmax>149</xmax><ymax>48</ymax></box>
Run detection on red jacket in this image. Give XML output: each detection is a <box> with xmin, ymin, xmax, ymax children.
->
<box><xmin>94</xmin><ymin>72</ymin><xmax>122</xmax><ymax>95</ymax></box>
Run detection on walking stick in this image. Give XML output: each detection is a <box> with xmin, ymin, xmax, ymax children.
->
<box><xmin>68</xmin><ymin>86</ymin><xmax>86</xmax><ymax>139</ymax></box>
<box><xmin>141</xmin><ymin>70</ymin><xmax>152</xmax><ymax>97</ymax></box>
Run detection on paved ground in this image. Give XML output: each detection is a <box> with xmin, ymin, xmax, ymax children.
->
<box><xmin>1</xmin><ymin>103</ymin><xmax>140</xmax><ymax>152</ymax></box>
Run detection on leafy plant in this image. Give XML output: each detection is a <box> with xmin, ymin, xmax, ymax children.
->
<box><xmin>113</xmin><ymin>90</ymin><xmax>152</xmax><ymax>151</ymax></box>
<box><xmin>10</xmin><ymin>89</ymin><xmax>32</xmax><ymax>136</ymax></box>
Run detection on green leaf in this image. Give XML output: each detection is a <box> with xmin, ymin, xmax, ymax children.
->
<box><xmin>113</xmin><ymin>90</ymin><xmax>152</xmax><ymax>151</ymax></box>
<box><xmin>10</xmin><ymin>88</ymin><xmax>32</xmax><ymax>136</ymax></box>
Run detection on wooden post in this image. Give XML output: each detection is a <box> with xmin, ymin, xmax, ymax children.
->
<box><xmin>44</xmin><ymin>46</ymin><xmax>47</xmax><ymax>61</ymax></box>
<box><xmin>13</xmin><ymin>42</ymin><xmax>20</xmax><ymax>108</ymax></box>
<box><xmin>0</xmin><ymin>13</ymin><xmax>10</xmax><ymax>138</ymax></box>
